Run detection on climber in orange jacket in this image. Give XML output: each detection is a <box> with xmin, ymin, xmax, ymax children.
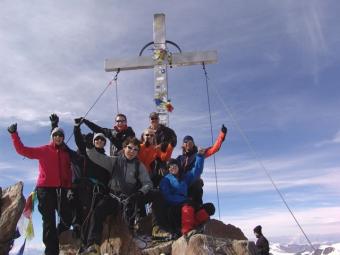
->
<box><xmin>138</xmin><ymin>128</ymin><xmax>174</xmax><ymax>187</ymax></box>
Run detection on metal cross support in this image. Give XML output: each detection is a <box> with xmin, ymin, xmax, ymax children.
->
<box><xmin>105</xmin><ymin>13</ymin><xmax>218</xmax><ymax>126</ymax></box>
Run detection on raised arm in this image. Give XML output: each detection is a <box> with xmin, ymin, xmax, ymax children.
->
<box><xmin>184</xmin><ymin>151</ymin><xmax>205</xmax><ymax>185</ymax></box>
<box><xmin>74</xmin><ymin>118</ymin><xmax>86</xmax><ymax>154</ymax></box>
<box><xmin>86</xmin><ymin>147</ymin><xmax>115</xmax><ymax>174</ymax></box>
<box><xmin>8</xmin><ymin>124</ymin><xmax>45</xmax><ymax>159</ymax></box>
<box><xmin>49</xmin><ymin>113</ymin><xmax>59</xmax><ymax>133</ymax></box>
<box><xmin>205</xmin><ymin>124</ymin><xmax>227</xmax><ymax>158</ymax></box>
<box><xmin>83</xmin><ymin>118</ymin><xmax>111</xmax><ymax>138</ymax></box>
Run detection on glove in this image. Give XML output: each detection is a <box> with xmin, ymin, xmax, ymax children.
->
<box><xmin>129</xmin><ymin>191</ymin><xmax>143</xmax><ymax>203</ymax></box>
<box><xmin>8</xmin><ymin>123</ymin><xmax>17</xmax><ymax>134</ymax></box>
<box><xmin>221</xmin><ymin>124</ymin><xmax>227</xmax><ymax>134</ymax></box>
<box><xmin>66</xmin><ymin>189</ymin><xmax>75</xmax><ymax>201</ymax></box>
<box><xmin>74</xmin><ymin>117</ymin><xmax>84</xmax><ymax>127</ymax></box>
<box><xmin>85</xmin><ymin>133</ymin><xmax>94</xmax><ymax>148</ymax></box>
<box><xmin>197</xmin><ymin>147</ymin><xmax>205</xmax><ymax>156</ymax></box>
<box><xmin>49</xmin><ymin>113</ymin><xmax>59</xmax><ymax>126</ymax></box>
<box><xmin>202</xmin><ymin>203</ymin><xmax>215</xmax><ymax>216</ymax></box>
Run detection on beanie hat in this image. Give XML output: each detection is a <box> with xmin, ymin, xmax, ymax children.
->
<box><xmin>253</xmin><ymin>225</ymin><xmax>262</xmax><ymax>234</ymax></box>
<box><xmin>183</xmin><ymin>135</ymin><xmax>194</xmax><ymax>143</ymax></box>
<box><xmin>51</xmin><ymin>127</ymin><xmax>65</xmax><ymax>139</ymax></box>
<box><xmin>166</xmin><ymin>158</ymin><xmax>180</xmax><ymax>169</ymax></box>
<box><xmin>93</xmin><ymin>133</ymin><xmax>106</xmax><ymax>145</ymax></box>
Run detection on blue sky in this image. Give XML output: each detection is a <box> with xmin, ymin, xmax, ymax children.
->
<box><xmin>1</xmin><ymin>0</ymin><xmax>340</xmax><ymax>252</ymax></box>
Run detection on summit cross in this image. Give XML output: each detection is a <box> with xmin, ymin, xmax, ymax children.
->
<box><xmin>105</xmin><ymin>13</ymin><xmax>217</xmax><ymax>125</ymax></box>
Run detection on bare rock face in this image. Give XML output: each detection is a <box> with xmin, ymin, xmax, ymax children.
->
<box><xmin>204</xmin><ymin>219</ymin><xmax>248</xmax><ymax>240</ymax></box>
<box><xmin>172</xmin><ymin>234</ymin><xmax>256</xmax><ymax>255</ymax></box>
<box><xmin>0</xmin><ymin>182</ymin><xmax>26</xmax><ymax>255</ymax></box>
<box><xmin>100</xmin><ymin>215</ymin><xmax>141</xmax><ymax>255</ymax></box>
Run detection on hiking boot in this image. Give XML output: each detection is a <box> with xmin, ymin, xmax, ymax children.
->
<box><xmin>79</xmin><ymin>244</ymin><xmax>100</xmax><ymax>255</ymax></box>
<box><xmin>152</xmin><ymin>225</ymin><xmax>173</xmax><ymax>240</ymax></box>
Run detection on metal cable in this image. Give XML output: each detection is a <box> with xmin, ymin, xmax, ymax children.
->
<box><xmin>64</xmin><ymin>72</ymin><xmax>118</xmax><ymax>144</ymax></box>
<box><xmin>202</xmin><ymin>62</ymin><xmax>221</xmax><ymax>220</ymax></box>
<box><xmin>209</xmin><ymin>81</ymin><xmax>316</xmax><ymax>252</ymax></box>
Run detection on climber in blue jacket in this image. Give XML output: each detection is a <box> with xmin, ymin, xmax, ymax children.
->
<box><xmin>159</xmin><ymin>148</ymin><xmax>215</xmax><ymax>236</ymax></box>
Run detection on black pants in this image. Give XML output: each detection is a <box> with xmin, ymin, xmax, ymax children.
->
<box><xmin>36</xmin><ymin>187</ymin><xmax>73</xmax><ymax>255</ymax></box>
<box><xmin>86</xmin><ymin>195</ymin><xmax>121</xmax><ymax>246</ymax></box>
<box><xmin>188</xmin><ymin>178</ymin><xmax>204</xmax><ymax>205</ymax></box>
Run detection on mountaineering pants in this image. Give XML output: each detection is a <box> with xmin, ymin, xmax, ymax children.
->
<box><xmin>36</xmin><ymin>187</ymin><xmax>73</xmax><ymax>255</ymax></box>
<box><xmin>86</xmin><ymin>195</ymin><xmax>121</xmax><ymax>246</ymax></box>
<box><xmin>188</xmin><ymin>178</ymin><xmax>204</xmax><ymax>205</ymax></box>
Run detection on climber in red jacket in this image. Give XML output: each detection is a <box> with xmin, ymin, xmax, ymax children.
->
<box><xmin>8</xmin><ymin>123</ymin><xmax>73</xmax><ymax>255</ymax></box>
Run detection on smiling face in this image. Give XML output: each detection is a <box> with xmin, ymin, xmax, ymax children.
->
<box><xmin>123</xmin><ymin>143</ymin><xmax>139</xmax><ymax>160</ymax></box>
<box><xmin>143</xmin><ymin>129</ymin><xmax>156</xmax><ymax>145</ymax></box>
<box><xmin>183</xmin><ymin>140</ymin><xmax>194</xmax><ymax>152</ymax></box>
<box><xmin>94</xmin><ymin>136</ymin><xmax>106</xmax><ymax>149</ymax></box>
<box><xmin>115</xmin><ymin>115</ymin><xmax>127</xmax><ymax>130</ymax></box>
<box><xmin>168</xmin><ymin>163</ymin><xmax>179</xmax><ymax>176</ymax></box>
<box><xmin>52</xmin><ymin>132</ymin><xmax>64</xmax><ymax>146</ymax></box>
<box><xmin>149</xmin><ymin>114</ymin><xmax>159</xmax><ymax>129</ymax></box>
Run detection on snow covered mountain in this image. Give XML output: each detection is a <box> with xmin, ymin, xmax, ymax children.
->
<box><xmin>270</xmin><ymin>242</ymin><xmax>340</xmax><ymax>255</ymax></box>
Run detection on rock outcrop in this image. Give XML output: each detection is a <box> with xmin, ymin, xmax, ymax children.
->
<box><xmin>0</xmin><ymin>182</ymin><xmax>26</xmax><ymax>255</ymax></box>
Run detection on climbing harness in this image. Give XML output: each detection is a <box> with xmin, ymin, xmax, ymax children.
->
<box><xmin>202</xmin><ymin>62</ymin><xmax>221</xmax><ymax>220</ymax></box>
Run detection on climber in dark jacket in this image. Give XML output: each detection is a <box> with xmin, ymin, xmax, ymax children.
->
<box><xmin>148</xmin><ymin>112</ymin><xmax>177</xmax><ymax>151</ymax></box>
<box><xmin>80</xmin><ymin>137</ymin><xmax>153</xmax><ymax>255</ymax></box>
<box><xmin>80</xmin><ymin>113</ymin><xmax>135</xmax><ymax>155</ymax></box>
<box><xmin>176</xmin><ymin>124</ymin><xmax>227</xmax><ymax>205</ymax></box>
<box><xmin>160</xmin><ymin>150</ymin><xmax>215</xmax><ymax>236</ymax></box>
<box><xmin>254</xmin><ymin>225</ymin><xmax>270</xmax><ymax>255</ymax></box>
<box><xmin>73</xmin><ymin>117</ymin><xmax>112</xmax><ymax>247</ymax></box>
<box><xmin>8</xmin><ymin>122</ymin><xmax>73</xmax><ymax>255</ymax></box>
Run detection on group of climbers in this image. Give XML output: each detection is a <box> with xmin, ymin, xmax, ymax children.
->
<box><xmin>7</xmin><ymin>111</ymin><xmax>227</xmax><ymax>255</ymax></box>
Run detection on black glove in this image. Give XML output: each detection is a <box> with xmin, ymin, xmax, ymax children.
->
<box><xmin>49</xmin><ymin>113</ymin><xmax>59</xmax><ymax>126</ymax></box>
<box><xmin>74</xmin><ymin>117</ymin><xmax>84</xmax><ymax>127</ymax></box>
<box><xmin>129</xmin><ymin>191</ymin><xmax>143</xmax><ymax>203</ymax></box>
<box><xmin>85</xmin><ymin>133</ymin><xmax>94</xmax><ymax>148</ymax></box>
<box><xmin>221</xmin><ymin>124</ymin><xmax>227</xmax><ymax>134</ymax></box>
<box><xmin>202</xmin><ymin>203</ymin><xmax>215</xmax><ymax>216</ymax></box>
<box><xmin>8</xmin><ymin>123</ymin><xmax>17</xmax><ymax>134</ymax></box>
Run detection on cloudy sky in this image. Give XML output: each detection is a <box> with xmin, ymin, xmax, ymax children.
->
<box><xmin>1</xmin><ymin>0</ymin><xmax>340</xmax><ymax>252</ymax></box>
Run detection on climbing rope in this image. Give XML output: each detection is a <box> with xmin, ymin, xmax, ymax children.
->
<box><xmin>65</xmin><ymin>70</ymin><xmax>119</xmax><ymax>144</ymax></box>
<box><xmin>207</xmin><ymin>79</ymin><xmax>316</xmax><ymax>252</ymax></box>
<box><xmin>202</xmin><ymin>62</ymin><xmax>221</xmax><ymax>220</ymax></box>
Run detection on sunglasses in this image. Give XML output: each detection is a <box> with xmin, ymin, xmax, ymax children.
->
<box><xmin>94</xmin><ymin>137</ymin><xmax>106</xmax><ymax>142</ymax></box>
<box><xmin>150</xmin><ymin>117</ymin><xmax>159</xmax><ymax>121</ymax></box>
<box><xmin>145</xmin><ymin>133</ymin><xmax>154</xmax><ymax>137</ymax></box>
<box><xmin>116</xmin><ymin>119</ymin><xmax>126</xmax><ymax>123</ymax></box>
<box><xmin>127</xmin><ymin>145</ymin><xmax>139</xmax><ymax>152</ymax></box>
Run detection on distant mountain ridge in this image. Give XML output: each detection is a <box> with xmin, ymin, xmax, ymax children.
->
<box><xmin>270</xmin><ymin>242</ymin><xmax>340</xmax><ymax>255</ymax></box>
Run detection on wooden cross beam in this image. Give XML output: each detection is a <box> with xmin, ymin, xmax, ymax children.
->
<box><xmin>105</xmin><ymin>13</ymin><xmax>218</xmax><ymax>126</ymax></box>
